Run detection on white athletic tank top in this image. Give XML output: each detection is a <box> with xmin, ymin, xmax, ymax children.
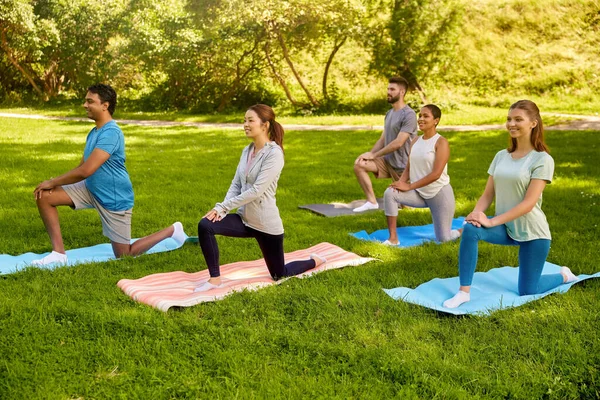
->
<box><xmin>409</xmin><ymin>133</ymin><xmax>450</xmax><ymax>199</ymax></box>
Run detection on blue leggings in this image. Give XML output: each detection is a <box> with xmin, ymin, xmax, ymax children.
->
<box><xmin>459</xmin><ymin>223</ymin><xmax>564</xmax><ymax>295</ymax></box>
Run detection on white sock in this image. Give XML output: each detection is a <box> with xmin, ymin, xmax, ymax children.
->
<box><xmin>310</xmin><ymin>253</ymin><xmax>327</xmax><ymax>267</ymax></box>
<box><xmin>443</xmin><ymin>290</ymin><xmax>471</xmax><ymax>309</ymax></box>
<box><xmin>353</xmin><ymin>201</ymin><xmax>379</xmax><ymax>212</ymax></box>
<box><xmin>31</xmin><ymin>251</ymin><xmax>68</xmax><ymax>266</ymax></box>
<box><xmin>194</xmin><ymin>281</ymin><xmax>221</xmax><ymax>293</ymax></box>
<box><xmin>560</xmin><ymin>266</ymin><xmax>578</xmax><ymax>283</ymax></box>
<box><xmin>171</xmin><ymin>221</ymin><xmax>186</xmax><ymax>246</ymax></box>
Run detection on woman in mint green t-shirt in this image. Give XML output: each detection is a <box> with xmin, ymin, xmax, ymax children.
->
<box><xmin>443</xmin><ymin>100</ymin><xmax>578</xmax><ymax>309</ymax></box>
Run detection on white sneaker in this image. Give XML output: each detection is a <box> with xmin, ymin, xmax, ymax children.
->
<box><xmin>194</xmin><ymin>281</ymin><xmax>222</xmax><ymax>293</ymax></box>
<box><xmin>353</xmin><ymin>201</ymin><xmax>379</xmax><ymax>212</ymax></box>
<box><xmin>381</xmin><ymin>240</ymin><xmax>399</xmax><ymax>246</ymax></box>
<box><xmin>30</xmin><ymin>251</ymin><xmax>68</xmax><ymax>266</ymax></box>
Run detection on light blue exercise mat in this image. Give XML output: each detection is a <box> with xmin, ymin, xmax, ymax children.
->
<box><xmin>0</xmin><ymin>235</ymin><xmax>193</xmax><ymax>275</ymax></box>
<box><xmin>384</xmin><ymin>262</ymin><xmax>600</xmax><ymax>316</ymax></box>
<box><xmin>351</xmin><ymin>217</ymin><xmax>465</xmax><ymax>247</ymax></box>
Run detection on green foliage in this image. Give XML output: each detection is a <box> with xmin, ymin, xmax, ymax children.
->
<box><xmin>367</xmin><ymin>0</ymin><xmax>463</xmax><ymax>98</ymax></box>
<box><xmin>1</xmin><ymin>0</ymin><xmax>599</xmax><ymax>112</ymax></box>
<box><xmin>448</xmin><ymin>0</ymin><xmax>600</xmax><ymax>96</ymax></box>
<box><xmin>1</xmin><ymin>116</ymin><xmax>600</xmax><ymax>398</ymax></box>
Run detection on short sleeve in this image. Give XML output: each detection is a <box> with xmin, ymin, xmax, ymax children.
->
<box><xmin>397</xmin><ymin>109</ymin><xmax>417</xmax><ymax>135</ymax></box>
<box><xmin>487</xmin><ymin>150</ymin><xmax>505</xmax><ymax>176</ymax></box>
<box><xmin>531</xmin><ymin>153</ymin><xmax>554</xmax><ymax>183</ymax></box>
<box><xmin>95</xmin><ymin>127</ymin><xmax>120</xmax><ymax>155</ymax></box>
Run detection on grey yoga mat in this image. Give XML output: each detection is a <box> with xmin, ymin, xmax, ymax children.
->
<box><xmin>298</xmin><ymin>198</ymin><xmax>384</xmax><ymax>217</ymax></box>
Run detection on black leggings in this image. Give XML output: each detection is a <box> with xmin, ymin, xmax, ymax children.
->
<box><xmin>197</xmin><ymin>214</ymin><xmax>316</xmax><ymax>280</ymax></box>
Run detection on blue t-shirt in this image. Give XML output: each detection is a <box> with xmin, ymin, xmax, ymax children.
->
<box><xmin>83</xmin><ymin>120</ymin><xmax>134</xmax><ymax>211</ymax></box>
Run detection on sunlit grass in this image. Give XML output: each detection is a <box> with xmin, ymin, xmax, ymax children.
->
<box><xmin>0</xmin><ymin>101</ymin><xmax>583</xmax><ymax>128</ymax></box>
<box><xmin>0</xmin><ymin>116</ymin><xmax>598</xmax><ymax>399</ymax></box>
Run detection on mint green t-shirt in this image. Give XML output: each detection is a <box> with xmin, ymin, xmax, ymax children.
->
<box><xmin>488</xmin><ymin>149</ymin><xmax>554</xmax><ymax>241</ymax></box>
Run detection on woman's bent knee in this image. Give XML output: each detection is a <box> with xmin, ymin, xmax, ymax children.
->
<box><xmin>461</xmin><ymin>223</ymin><xmax>481</xmax><ymax>241</ymax></box>
<box><xmin>197</xmin><ymin>218</ymin><xmax>213</xmax><ymax>236</ymax></box>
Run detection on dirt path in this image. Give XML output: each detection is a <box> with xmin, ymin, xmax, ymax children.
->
<box><xmin>1</xmin><ymin>112</ymin><xmax>599</xmax><ymax>131</ymax></box>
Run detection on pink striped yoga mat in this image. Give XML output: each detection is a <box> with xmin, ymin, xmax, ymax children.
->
<box><xmin>118</xmin><ymin>242</ymin><xmax>375</xmax><ymax>311</ymax></box>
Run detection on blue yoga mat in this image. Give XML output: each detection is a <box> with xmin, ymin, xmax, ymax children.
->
<box><xmin>351</xmin><ymin>217</ymin><xmax>465</xmax><ymax>247</ymax></box>
<box><xmin>0</xmin><ymin>235</ymin><xmax>192</xmax><ymax>275</ymax></box>
<box><xmin>384</xmin><ymin>262</ymin><xmax>600</xmax><ymax>316</ymax></box>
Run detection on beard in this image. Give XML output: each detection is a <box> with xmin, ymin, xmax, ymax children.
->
<box><xmin>387</xmin><ymin>94</ymin><xmax>401</xmax><ymax>104</ymax></box>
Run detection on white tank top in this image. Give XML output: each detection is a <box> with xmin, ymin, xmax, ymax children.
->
<box><xmin>409</xmin><ymin>133</ymin><xmax>450</xmax><ymax>199</ymax></box>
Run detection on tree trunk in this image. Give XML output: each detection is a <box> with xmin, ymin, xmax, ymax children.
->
<box><xmin>42</xmin><ymin>60</ymin><xmax>63</xmax><ymax>99</ymax></box>
<box><xmin>0</xmin><ymin>30</ymin><xmax>46</xmax><ymax>100</ymax></box>
<box><xmin>264</xmin><ymin>41</ymin><xmax>306</xmax><ymax>108</ymax></box>
<box><xmin>322</xmin><ymin>36</ymin><xmax>346</xmax><ymax>99</ymax></box>
<box><xmin>413</xmin><ymin>80</ymin><xmax>428</xmax><ymax>104</ymax></box>
<box><xmin>216</xmin><ymin>45</ymin><xmax>260</xmax><ymax>112</ymax></box>
<box><xmin>400</xmin><ymin>67</ymin><xmax>428</xmax><ymax>103</ymax></box>
<box><xmin>274</xmin><ymin>27</ymin><xmax>320</xmax><ymax>107</ymax></box>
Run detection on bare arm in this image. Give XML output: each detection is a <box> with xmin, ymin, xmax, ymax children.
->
<box><xmin>467</xmin><ymin>178</ymin><xmax>547</xmax><ymax>228</ymax></box>
<box><xmin>472</xmin><ymin>176</ymin><xmax>495</xmax><ymax>214</ymax></box>
<box><xmin>355</xmin><ymin>133</ymin><xmax>385</xmax><ymax>164</ymax></box>
<box><xmin>370</xmin><ymin>132</ymin><xmax>386</xmax><ymax>153</ymax></box>
<box><xmin>407</xmin><ymin>136</ymin><xmax>449</xmax><ymax>191</ymax></box>
<box><xmin>372</xmin><ymin>131</ymin><xmax>411</xmax><ymax>159</ymax></box>
<box><xmin>489</xmin><ymin>179</ymin><xmax>547</xmax><ymax>226</ymax></box>
<box><xmin>34</xmin><ymin>149</ymin><xmax>111</xmax><ymax>199</ymax></box>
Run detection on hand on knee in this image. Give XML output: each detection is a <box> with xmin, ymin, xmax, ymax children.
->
<box><xmin>461</xmin><ymin>223</ymin><xmax>481</xmax><ymax>241</ymax></box>
<box><xmin>197</xmin><ymin>218</ymin><xmax>213</xmax><ymax>236</ymax></box>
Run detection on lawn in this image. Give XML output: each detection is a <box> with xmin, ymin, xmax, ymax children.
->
<box><xmin>0</xmin><ymin>115</ymin><xmax>598</xmax><ymax>399</ymax></box>
<box><xmin>0</xmin><ymin>103</ymin><xmax>579</xmax><ymax>127</ymax></box>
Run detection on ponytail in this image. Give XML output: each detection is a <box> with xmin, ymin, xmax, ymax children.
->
<box><xmin>247</xmin><ymin>103</ymin><xmax>285</xmax><ymax>152</ymax></box>
<box><xmin>269</xmin><ymin>120</ymin><xmax>284</xmax><ymax>152</ymax></box>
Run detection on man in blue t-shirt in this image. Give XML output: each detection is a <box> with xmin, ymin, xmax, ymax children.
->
<box><xmin>31</xmin><ymin>84</ymin><xmax>186</xmax><ymax>265</ymax></box>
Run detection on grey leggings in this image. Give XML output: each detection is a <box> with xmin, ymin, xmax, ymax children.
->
<box><xmin>383</xmin><ymin>184</ymin><xmax>460</xmax><ymax>242</ymax></box>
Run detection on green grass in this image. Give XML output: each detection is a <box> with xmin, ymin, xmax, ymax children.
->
<box><xmin>0</xmin><ymin>115</ymin><xmax>599</xmax><ymax>399</ymax></box>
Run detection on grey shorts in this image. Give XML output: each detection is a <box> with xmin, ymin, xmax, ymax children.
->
<box><xmin>62</xmin><ymin>180</ymin><xmax>132</xmax><ymax>244</ymax></box>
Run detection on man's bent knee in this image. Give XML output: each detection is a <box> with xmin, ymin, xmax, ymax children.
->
<box><xmin>111</xmin><ymin>242</ymin><xmax>132</xmax><ymax>258</ymax></box>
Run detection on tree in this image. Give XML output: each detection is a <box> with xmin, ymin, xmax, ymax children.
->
<box><xmin>366</xmin><ymin>0</ymin><xmax>463</xmax><ymax>102</ymax></box>
<box><xmin>0</xmin><ymin>0</ymin><xmax>126</xmax><ymax>100</ymax></box>
<box><xmin>0</xmin><ymin>0</ymin><xmax>48</xmax><ymax>98</ymax></box>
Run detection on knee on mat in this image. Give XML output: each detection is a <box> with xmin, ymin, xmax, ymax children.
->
<box><xmin>518</xmin><ymin>282</ymin><xmax>538</xmax><ymax>296</ymax></box>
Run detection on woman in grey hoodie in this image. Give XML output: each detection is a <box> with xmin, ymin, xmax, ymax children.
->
<box><xmin>195</xmin><ymin>104</ymin><xmax>326</xmax><ymax>292</ymax></box>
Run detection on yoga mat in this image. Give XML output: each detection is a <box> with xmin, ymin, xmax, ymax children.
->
<box><xmin>351</xmin><ymin>217</ymin><xmax>465</xmax><ymax>247</ymax></box>
<box><xmin>384</xmin><ymin>262</ymin><xmax>600</xmax><ymax>316</ymax></box>
<box><xmin>0</xmin><ymin>235</ymin><xmax>192</xmax><ymax>275</ymax></box>
<box><xmin>118</xmin><ymin>242</ymin><xmax>375</xmax><ymax>311</ymax></box>
<box><xmin>299</xmin><ymin>198</ymin><xmax>384</xmax><ymax>217</ymax></box>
